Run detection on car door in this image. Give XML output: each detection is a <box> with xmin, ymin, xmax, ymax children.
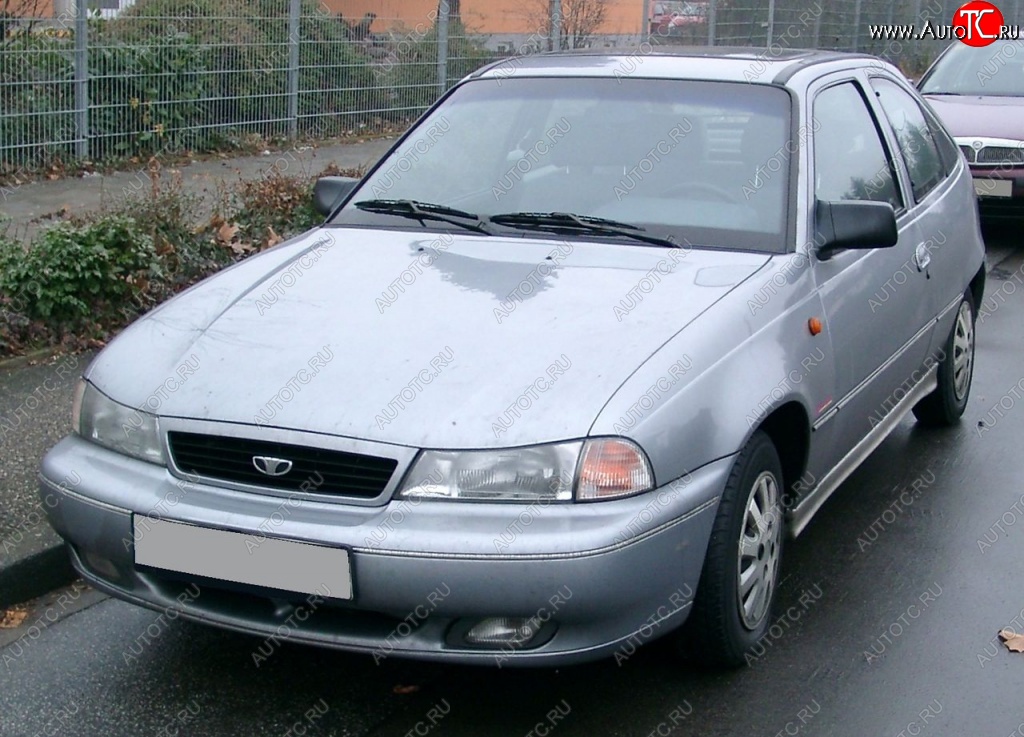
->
<box><xmin>868</xmin><ymin>73</ymin><xmax>972</xmax><ymax>354</ymax></box>
<box><xmin>808</xmin><ymin>76</ymin><xmax>936</xmax><ymax>463</ymax></box>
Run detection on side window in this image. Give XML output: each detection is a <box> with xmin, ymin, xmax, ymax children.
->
<box><xmin>870</xmin><ymin>78</ymin><xmax>946</xmax><ymax>202</ymax></box>
<box><xmin>923</xmin><ymin>106</ymin><xmax>960</xmax><ymax>176</ymax></box>
<box><xmin>812</xmin><ymin>82</ymin><xmax>902</xmax><ymax>209</ymax></box>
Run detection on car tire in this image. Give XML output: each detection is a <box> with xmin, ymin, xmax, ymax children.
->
<box><xmin>912</xmin><ymin>290</ymin><xmax>976</xmax><ymax>427</ymax></box>
<box><xmin>680</xmin><ymin>430</ymin><xmax>784</xmax><ymax>668</ymax></box>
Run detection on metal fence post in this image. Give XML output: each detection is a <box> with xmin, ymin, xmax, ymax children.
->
<box><xmin>852</xmin><ymin>0</ymin><xmax>862</xmax><ymax>51</ymax></box>
<box><xmin>642</xmin><ymin>0</ymin><xmax>651</xmax><ymax>44</ymax></box>
<box><xmin>707</xmin><ymin>0</ymin><xmax>717</xmax><ymax>45</ymax></box>
<box><xmin>437</xmin><ymin>0</ymin><xmax>450</xmax><ymax>93</ymax></box>
<box><xmin>550</xmin><ymin>0</ymin><xmax>562</xmax><ymax>51</ymax></box>
<box><xmin>73</xmin><ymin>0</ymin><xmax>88</xmax><ymax>161</ymax></box>
<box><xmin>287</xmin><ymin>0</ymin><xmax>300</xmax><ymax>140</ymax></box>
<box><xmin>812</xmin><ymin>4</ymin><xmax>822</xmax><ymax>48</ymax></box>
<box><xmin>766</xmin><ymin>0</ymin><xmax>775</xmax><ymax>47</ymax></box>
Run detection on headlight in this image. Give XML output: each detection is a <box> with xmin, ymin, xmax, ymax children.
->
<box><xmin>74</xmin><ymin>380</ymin><xmax>165</xmax><ymax>465</ymax></box>
<box><xmin>397</xmin><ymin>438</ymin><xmax>653</xmax><ymax>502</ymax></box>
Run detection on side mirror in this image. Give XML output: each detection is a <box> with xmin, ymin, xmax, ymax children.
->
<box><xmin>313</xmin><ymin>176</ymin><xmax>359</xmax><ymax>217</ymax></box>
<box><xmin>815</xmin><ymin>200</ymin><xmax>898</xmax><ymax>259</ymax></box>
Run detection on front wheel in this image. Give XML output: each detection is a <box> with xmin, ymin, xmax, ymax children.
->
<box><xmin>681</xmin><ymin>431</ymin><xmax>784</xmax><ymax>668</ymax></box>
<box><xmin>913</xmin><ymin>290</ymin><xmax>976</xmax><ymax>427</ymax></box>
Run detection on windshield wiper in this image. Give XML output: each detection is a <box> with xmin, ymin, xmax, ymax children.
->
<box><xmin>490</xmin><ymin>211</ymin><xmax>684</xmax><ymax>249</ymax></box>
<box><xmin>354</xmin><ymin>199</ymin><xmax>492</xmax><ymax>234</ymax></box>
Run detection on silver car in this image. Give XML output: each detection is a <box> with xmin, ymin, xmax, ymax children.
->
<box><xmin>41</xmin><ymin>48</ymin><xmax>985</xmax><ymax>668</ymax></box>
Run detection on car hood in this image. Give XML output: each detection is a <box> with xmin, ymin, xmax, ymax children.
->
<box><xmin>89</xmin><ymin>228</ymin><xmax>770</xmax><ymax>449</ymax></box>
<box><xmin>925</xmin><ymin>94</ymin><xmax>1024</xmax><ymax>140</ymax></box>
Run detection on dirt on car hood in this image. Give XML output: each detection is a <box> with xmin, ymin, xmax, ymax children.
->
<box><xmin>87</xmin><ymin>228</ymin><xmax>770</xmax><ymax>449</ymax></box>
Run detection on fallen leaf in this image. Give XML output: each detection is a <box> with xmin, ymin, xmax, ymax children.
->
<box><xmin>266</xmin><ymin>226</ymin><xmax>283</xmax><ymax>249</ymax></box>
<box><xmin>999</xmin><ymin>629</ymin><xmax>1024</xmax><ymax>653</ymax></box>
<box><xmin>217</xmin><ymin>222</ymin><xmax>240</xmax><ymax>245</ymax></box>
<box><xmin>0</xmin><ymin>606</ymin><xmax>29</xmax><ymax>629</ymax></box>
<box><xmin>392</xmin><ymin>684</ymin><xmax>420</xmax><ymax>695</ymax></box>
<box><xmin>229</xmin><ymin>241</ymin><xmax>255</xmax><ymax>256</ymax></box>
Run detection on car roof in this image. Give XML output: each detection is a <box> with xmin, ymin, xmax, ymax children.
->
<box><xmin>471</xmin><ymin>46</ymin><xmax>877</xmax><ymax>85</ymax></box>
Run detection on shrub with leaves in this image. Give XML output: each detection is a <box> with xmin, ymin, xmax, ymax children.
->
<box><xmin>109</xmin><ymin>170</ymin><xmax>233</xmax><ymax>292</ymax></box>
<box><xmin>0</xmin><ymin>216</ymin><xmax>159</xmax><ymax>330</ymax></box>
<box><xmin>0</xmin><ymin>163</ymin><xmax>362</xmax><ymax>356</ymax></box>
<box><xmin>228</xmin><ymin>172</ymin><xmax>321</xmax><ymax>244</ymax></box>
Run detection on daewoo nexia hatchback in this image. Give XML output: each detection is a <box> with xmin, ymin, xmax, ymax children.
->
<box><xmin>42</xmin><ymin>48</ymin><xmax>984</xmax><ymax>667</ymax></box>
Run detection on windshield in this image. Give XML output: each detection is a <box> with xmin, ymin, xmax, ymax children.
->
<box><xmin>920</xmin><ymin>41</ymin><xmax>1024</xmax><ymax>96</ymax></box>
<box><xmin>331</xmin><ymin>77</ymin><xmax>792</xmax><ymax>252</ymax></box>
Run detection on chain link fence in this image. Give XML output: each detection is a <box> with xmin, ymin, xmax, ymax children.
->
<box><xmin>662</xmin><ymin>0</ymin><xmax>1024</xmax><ymax>68</ymax></box>
<box><xmin>2</xmin><ymin>0</ymin><xmax>1022</xmax><ymax>176</ymax></box>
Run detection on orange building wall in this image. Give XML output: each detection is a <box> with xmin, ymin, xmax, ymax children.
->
<box><xmin>325</xmin><ymin>0</ymin><xmax>645</xmax><ymax>36</ymax></box>
<box><xmin>7</xmin><ymin>0</ymin><xmax>57</xmax><ymax>17</ymax></box>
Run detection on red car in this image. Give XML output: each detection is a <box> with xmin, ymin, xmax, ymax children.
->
<box><xmin>650</xmin><ymin>1</ymin><xmax>708</xmax><ymax>38</ymax></box>
<box><xmin>919</xmin><ymin>40</ymin><xmax>1024</xmax><ymax>219</ymax></box>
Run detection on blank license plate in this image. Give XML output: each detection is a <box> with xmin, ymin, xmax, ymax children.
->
<box><xmin>974</xmin><ymin>178</ymin><xmax>1013</xmax><ymax>198</ymax></box>
<box><xmin>134</xmin><ymin>518</ymin><xmax>352</xmax><ymax>599</ymax></box>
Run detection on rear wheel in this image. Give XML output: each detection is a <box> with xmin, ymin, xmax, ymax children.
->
<box><xmin>913</xmin><ymin>291</ymin><xmax>976</xmax><ymax>427</ymax></box>
<box><xmin>682</xmin><ymin>431</ymin><xmax>783</xmax><ymax>668</ymax></box>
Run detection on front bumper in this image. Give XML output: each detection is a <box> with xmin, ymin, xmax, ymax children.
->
<box><xmin>40</xmin><ymin>435</ymin><xmax>727</xmax><ymax>666</ymax></box>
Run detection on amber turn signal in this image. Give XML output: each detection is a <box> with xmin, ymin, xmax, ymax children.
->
<box><xmin>576</xmin><ymin>438</ymin><xmax>654</xmax><ymax>501</ymax></box>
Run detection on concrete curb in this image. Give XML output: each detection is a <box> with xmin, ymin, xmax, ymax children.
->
<box><xmin>0</xmin><ymin>347</ymin><xmax>65</xmax><ymax>371</ymax></box>
<box><xmin>0</xmin><ymin>529</ymin><xmax>75</xmax><ymax>608</ymax></box>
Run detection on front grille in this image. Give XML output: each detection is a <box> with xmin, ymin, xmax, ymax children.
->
<box><xmin>959</xmin><ymin>145</ymin><xmax>976</xmax><ymax>163</ymax></box>
<box><xmin>977</xmin><ymin>146</ymin><xmax>1024</xmax><ymax>165</ymax></box>
<box><xmin>168</xmin><ymin>432</ymin><xmax>398</xmax><ymax>499</ymax></box>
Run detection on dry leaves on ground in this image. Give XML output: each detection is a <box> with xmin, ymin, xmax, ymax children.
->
<box><xmin>0</xmin><ymin>606</ymin><xmax>29</xmax><ymax>629</ymax></box>
<box><xmin>999</xmin><ymin>628</ymin><xmax>1024</xmax><ymax>653</ymax></box>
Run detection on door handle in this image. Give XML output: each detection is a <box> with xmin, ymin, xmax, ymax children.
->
<box><xmin>914</xmin><ymin>243</ymin><xmax>932</xmax><ymax>272</ymax></box>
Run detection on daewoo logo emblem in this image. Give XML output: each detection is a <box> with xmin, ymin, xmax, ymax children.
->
<box><xmin>252</xmin><ymin>456</ymin><xmax>294</xmax><ymax>477</ymax></box>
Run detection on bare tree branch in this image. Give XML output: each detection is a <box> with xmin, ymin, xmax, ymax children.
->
<box><xmin>524</xmin><ymin>0</ymin><xmax>609</xmax><ymax>50</ymax></box>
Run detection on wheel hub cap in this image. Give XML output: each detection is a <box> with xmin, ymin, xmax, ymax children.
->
<box><xmin>952</xmin><ymin>300</ymin><xmax>975</xmax><ymax>402</ymax></box>
<box><xmin>737</xmin><ymin>471</ymin><xmax>782</xmax><ymax>630</ymax></box>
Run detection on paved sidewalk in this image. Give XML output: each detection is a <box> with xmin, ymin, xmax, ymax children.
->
<box><xmin>0</xmin><ymin>136</ymin><xmax>394</xmax><ymax>607</ymax></box>
<box><xmin>0</xmin><ymin>352</ymin><xmax>91</xmax><ymax>607</ymax></box>
<box><xmin>1</xmin><ymin>137</ymin><xmax>395</xmax><ymax>243</ymax></box>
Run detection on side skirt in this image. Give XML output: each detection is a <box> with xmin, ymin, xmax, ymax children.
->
<box><xmin>788</xmin><ymin>365</ymin><xmax>938</xmax><ymax>538</ymax></box>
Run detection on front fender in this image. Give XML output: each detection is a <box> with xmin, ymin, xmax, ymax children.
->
<box><xmin>591</xmin><ymin>257</ymin><xmax>834</xmax><ymax>486</ymax></box>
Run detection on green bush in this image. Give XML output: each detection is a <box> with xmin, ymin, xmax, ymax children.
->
<box><xmin>86</xmin><ymin>33</ymin><xmax>213</xmax><ymax>159</ymax></box>
<box><xmin>382</xmin><ymin>22</ymin><xmax>497</xmax><ymax>121</ymax></box>
<box><xmin>0</xmin><ymin>34</ymin><xmax>76</xmax><ymax>173</ymax></box>
<box><xmin>0</xmin><ymin>216</ymin><xmax>159</xmax><ymax>329</ymax></box>
<box><xmin>1</xmin><ymin>0</ymin><xmax>498</xmax><ymax>173</ymax></box>
<box><xmin>0</xmin><ymin>162</ymin><xmax>362</xmax><ymax>355</ymax></box>
<box><xmin>111</xmin><ymin>175</ymin><xmax>233</xmax><ymax>291</ymax></box>
<box><xmin>113</xmin><ymin>0</ymin><xmax>378</xmax><ymax>137</ymax></box>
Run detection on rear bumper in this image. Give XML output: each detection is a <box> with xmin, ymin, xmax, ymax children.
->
<box><xmin>41</xmin><ymin>435</ymin><xmax>728</xmax><ymax>666</ymax></box>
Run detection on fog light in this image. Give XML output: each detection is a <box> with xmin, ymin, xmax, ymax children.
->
<box><xmin>465</xmin><ymin>617</ymin><xmax>541</xmax><ymax>646</ymax></box>
<box><xmin>83</xmin><ymin>550</ymin><xmax>121</xmax><ymax>581</ymax></box>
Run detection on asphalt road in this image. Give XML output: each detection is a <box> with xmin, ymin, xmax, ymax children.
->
<box><xmin>1</xmin><ymin>233</ymin><xmax>1021</xmax><ymax>737</ymax></box>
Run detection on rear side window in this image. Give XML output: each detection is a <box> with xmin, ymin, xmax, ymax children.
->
<box><xmin>923</xmin><ymin>106</ymin><xmax>960</xmax><ymax>175</ymax></box>
<box><xmin>812</xmin><ymin>82</ymin><xmax>902</xmax><ymax>209</ymax></box>
<box><xmin>870</xmin><ymin>78</ymin><xmax>946</xmax><ymax>202</ymax></box>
